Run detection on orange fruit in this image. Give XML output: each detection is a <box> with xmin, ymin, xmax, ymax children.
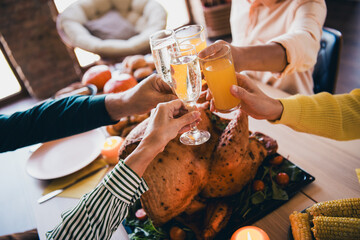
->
<box><xmin>103</xmin><ymin>72</ymin><xmax>137</xmax><ymax>94</ymax></box>
<box><xmin>82</xmin><ymin>65</ymin><xmax>112</xmax><ymax>91</ymax></box>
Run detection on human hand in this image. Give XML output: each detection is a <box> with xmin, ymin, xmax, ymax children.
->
<box><xmin>230</xmin><ymin>73</ymin><xmax>283</xmax><ymax>121</ymax></box>
<box><xmin>105</xmin><ymin>74</ymin><xmax>177</xmax><ymax>120</ymax></box>
<box><xmin>199</xmin><ymin>40</ymin><xmax>242</xmax><ymax>72</ymax></box>
<box><xmin>124</xmin><ymin>99</ymin><xmax>201</xmax><ymax>177</ymax></box>
<box><xmin>142</xmin><ymin>99</ymin><xmax>201</xmax><ymax>153</ymax></box>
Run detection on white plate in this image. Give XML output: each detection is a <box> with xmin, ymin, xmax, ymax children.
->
<box><xmin>26</xmin><ymin>129</ymin><xmax>106</xmax><ymax>180</ymax></box>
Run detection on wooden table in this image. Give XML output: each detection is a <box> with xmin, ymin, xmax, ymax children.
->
<box><xmin>2</xmin><ymin>84</ymin><xmax>360</xmax><ymax>239</ymax></box>
<box><xmin>248</xmin><ymin>84</ymin><xmax>360</xmax><ymax>238</ymax></box>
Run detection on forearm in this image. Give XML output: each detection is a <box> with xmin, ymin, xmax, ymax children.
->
<box><xmin>104</xmin><ymin>92</ymin><xmax>131</xmax><ymax>121</ymax></box>
<box><xmin>124</xmin><ymin>137</ymin><xmax>163</xmax><ymax>177</ymax></box>
<box><xmin>233</xmin><ymin>43</ymin><xmax>287</xmax><ymax>73</ymax></box>
<box><xmin>274</xmin><ymin>90</ymin><xmax>360</xmax><ymax>141</ymax></box>
<box><xmin>0</xmin><ymin>95</ymin><xmax>116</xmax><ymax>152</ymax></box>
<box><xmin>46</xmin><ymin>160</ymin><xmax>149</xmax><ymax>240</ymax></box>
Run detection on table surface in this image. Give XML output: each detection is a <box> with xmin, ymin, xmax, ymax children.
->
<box><xmin>2</xmin><ymin>83</ymin><xmax>360</xmax><ymax>240</ymax></box>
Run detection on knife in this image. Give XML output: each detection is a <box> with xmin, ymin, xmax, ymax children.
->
<box><xmin>38</xmin><ymin>165</ymin><xmax>108</xmax><ymax>204</ymax></box>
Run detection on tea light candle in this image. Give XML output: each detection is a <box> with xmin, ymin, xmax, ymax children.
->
<box><xmin>231</xmin><ymin>226</ymin><xmax>270</xmax><ymax>240</ymax></box>
<box><xmin>101</xmin><ymin>136</ymin><xmax>124</xmax><ymax>165</ymax></box>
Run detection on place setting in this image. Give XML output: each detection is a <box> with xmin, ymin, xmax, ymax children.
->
<box><xmin>25</xmin><ymin>127</ymin><xmax>133</xmax><ymax>205</ymax></box>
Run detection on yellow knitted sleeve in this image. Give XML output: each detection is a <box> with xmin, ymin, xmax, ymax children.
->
<box><xmin>272</xmin><ymin>89</ymin><xmax>360</xmax><ymax>141</ymax></box>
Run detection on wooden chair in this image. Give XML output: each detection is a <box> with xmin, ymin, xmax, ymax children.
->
<box><xmin>312</xmin><ymin>27</ymin><xmax>342</xmax><ymax>94</ymax></box>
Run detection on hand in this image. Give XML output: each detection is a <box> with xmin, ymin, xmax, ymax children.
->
<box><xmin>142</xmin><ymin>99</ymin><xmax>201</xmax><ymax>153</ymax></box>
<box><xmin>105</xmin><ymin>74</ymin><xmax>177</xmax><ymax>120</ymax></box>
<box><xmin>230</xmin><ymin>73</ymin><xmax>283</xmax><ymax>121</ymax></box>
<box><xmin>124</xmin><ymin>99</ymin><xmax>201</xmax><ymax>177</ymax></box>
<box><xmin>199</xmin><ymin>40</ymin><xmax>242</xmax><ymax>72</ymax></box>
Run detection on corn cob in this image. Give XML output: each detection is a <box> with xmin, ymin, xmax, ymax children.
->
<box><xmin>306</xmin><ymin>198</ymin><xmax>360</xmax><ymax>218</ymax></box>
<box><xmin>311</xmin><ymin>216</ymin><xmax>360</xmax><ymax>240</ymax></box>
<box><xmin>289</xmin><ymin>211</ymin><xmax>313</xmax><ymax>240</ymax></box>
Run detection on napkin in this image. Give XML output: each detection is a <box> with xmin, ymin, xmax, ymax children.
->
<box><xmin>42</xmin><ymin>157</ymin><xmax>109</xmax><ymax>199</ymax></box>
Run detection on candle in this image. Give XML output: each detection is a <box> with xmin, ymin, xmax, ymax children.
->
<box><xmin>101</xmin><ymin>136</ymin><xmax>124</xmax><ymax>165</ymax></box>
<box><xmin>231</xmin><ymin>226</ymin><xmax>270</xmax><ymax>240</ymax></box>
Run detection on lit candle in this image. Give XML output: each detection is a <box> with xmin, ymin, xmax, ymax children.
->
<box><xmin>231</xmin><ymin>226</ymin><xmax>270</xmax><ymax>240</ymax></box>
<box><xmin>101</xmin><ymin>136</ymin><xmax>124</xmax><ymax>165</ymax></box>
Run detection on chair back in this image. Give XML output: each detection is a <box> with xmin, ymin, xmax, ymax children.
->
<box><xmin>313</xmin><ymin>27</ymin><xmax>342</xmax><ymax>94</ymax></box>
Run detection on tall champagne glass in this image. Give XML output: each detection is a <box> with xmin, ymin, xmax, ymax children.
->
<box><xmin>150</xmin><ymin>29</ymin><xmax>178</xmax><ymax>87</ymax></box>
<box><xmin>174</xmin><ymin>25</ymin><xmax>207</xmax><ymax>53</ymax></box>
<box><xmin>170</xmin><ymin>44</ymin><xmax>211</xmax><ymax>145</ymax></box>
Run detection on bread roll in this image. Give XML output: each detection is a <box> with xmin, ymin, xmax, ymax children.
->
<box><xmin>134</xmin><ymin>66</ymin><xmax>153</xmax><ymax>80</ymax></box>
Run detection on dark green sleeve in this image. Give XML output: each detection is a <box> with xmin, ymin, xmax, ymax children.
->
<box><xmin>0</xmin><ymin>95</ymin><xmax>117</xmax><ymax>153</ymax></box>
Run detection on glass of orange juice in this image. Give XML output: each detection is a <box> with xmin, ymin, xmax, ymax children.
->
<box><xmin>198</xmin><ymin>44</ymin><xmax>240</xmax><ymax>113</ymax></box>
<box><xmin>174</xmin><ymin>25</ymin><xmax>207</xmax><ymax>53</ymax></box>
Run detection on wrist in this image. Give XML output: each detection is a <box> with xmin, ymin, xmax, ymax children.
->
<box><xmin>233</xmin><ymin>47</ymin><xmax>246</xmax><ymax>72</ymax></box>
<box><xmin>104</xmin><ymin>93</ymin><xmax>128</xmax><ymax>121</ymax></box>
<box><xmin>269</xmin><ymin>99</ymin><xmax>284</xmax><ymax>121</ymax></box>
<box><xmin>124</xmin><ymin>137</ymin><xmax>163</xmax><ymax>177</ymax></box>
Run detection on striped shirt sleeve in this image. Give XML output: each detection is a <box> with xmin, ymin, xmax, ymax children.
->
<box><xmin>46</xmin><ymin>160</ymin><xmax>149</xmax><ymax>240</ymax></box>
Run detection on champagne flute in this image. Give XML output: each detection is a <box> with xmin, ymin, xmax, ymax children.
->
<box><xmin>170</xmin><ymin>44</ymin><xmax>211</xmax><ymax>145</ymax></box>
<box><xmin>149</xmin><ymin>29</ymin><xmax>179</xmax><ymax>87</ymax></box>
<box><xmin>174</xmin><ymin>25</ymin><xmax>207</xmax><ymax>53</ymax></box>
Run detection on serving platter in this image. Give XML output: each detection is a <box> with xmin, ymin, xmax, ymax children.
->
<box><xmin>124</xmin><ymin>153</ymin><xmax>315</xmax><ymax>239</ymax></box>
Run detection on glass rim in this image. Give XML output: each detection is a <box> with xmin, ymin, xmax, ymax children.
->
<box><xmin>170</xmin><ymin>43</ymin><xmax>196</xmax><ymax>58</ymax></box>
<box><xmin>149</xmin><ymin>29</ymin><xmax>175</xmax><ymax>44</ymax></box>
<box><xmin>198</xmin><ymin>44</ymin><xmax>231</xmax><ymax>62</ymax></box>
<box><xmin>174</xmin><ymin>25</ymin><xmax>205</xmax><ymax>40</ymax></box>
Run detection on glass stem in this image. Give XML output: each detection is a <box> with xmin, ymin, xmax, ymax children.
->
<box><xmin>185</xmin><ymin>102</ymin><xmax>200</xmax><ymax>134</ymax></box>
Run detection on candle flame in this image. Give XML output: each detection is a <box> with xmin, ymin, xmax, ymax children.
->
<box><xmin>247</xmin><ymin>231</ymin><xmax>252</xmax><ymax>240</ymax></box>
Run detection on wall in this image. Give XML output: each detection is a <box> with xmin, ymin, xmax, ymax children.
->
<box><xmin>0</xmin><ymin>0</ymin><xmax>81</xmax><ymax>99</ymax></box>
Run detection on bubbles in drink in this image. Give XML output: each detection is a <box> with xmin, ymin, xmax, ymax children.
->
<box><xmin>151</xmin><ymin>40</ymin><xmax>178</xmax><ymax>87</ymax></box>
<box><xmin>170</xmin><ymin>55</ymin><xmax>201</xmax><ymax>103</ymax></box>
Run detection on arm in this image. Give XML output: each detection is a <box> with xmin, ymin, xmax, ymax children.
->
<box><xmin>200</xmin><ymin>0</ymin><xmax>326</xmax><ymax>74</ymax></box>
<box><xmin>0</xmin><ymin>95</ymin><xmax>115</xmax><ymax>153</ymax></box>
<box><xmin>276</xmin><ymin>89</ymin><xmax>360</xmax><ymax>141</ymax></box>
<box><xmin>199</xmin><ymin>40</ymin><xmax>287</xmax><ymax>73</ymax></box>
<box><xmin>230</xmin><ymin>73</ymin><xmax>360</xmax><ymax>141</ymax></box>
<box><xmin>46</xmin><ymin>100</ymin><xmax>200</xmax><ymax>240</ymax></box>
<box><xmin>0</xmin><ymin>74</ymin><xmax>175</xmax><ymax>153</ymax></box>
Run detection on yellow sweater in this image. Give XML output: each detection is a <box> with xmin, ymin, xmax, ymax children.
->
<box><xmin>274</xmin><ymin>89</ymin><xmax>360</xmax><ymax>141</ymax></box>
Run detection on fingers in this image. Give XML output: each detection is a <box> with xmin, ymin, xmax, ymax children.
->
<box><xmin>206</xmin><ymin>89</ymin><xmax>212</xmax><ymax>101</ymax></box>
<box><xmin>235</xmin><ymin>73</ymin><xmax>257</xmax><ymax>92</ymax></box>
<box><xmin>198</xmin><ymin>41</ymin><xmax>227</xmax><ymax>59</ymax></box>
<box><xmin>175</xmin><ymin>111</ymin><xmax>201</xmax><ymax>131</ymax></box>
<box><xmin>210</xmin><ymin>99</ymin><xmax>216</xmax><ymax>112</ymax></box>
<box><xmin>230</xmin><ymin>85</ymin><xmax>250</xmax><ymax>102</ymax></box>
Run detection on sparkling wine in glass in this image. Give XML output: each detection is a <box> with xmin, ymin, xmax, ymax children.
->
<box><xmin>170</xmin><ymin>44</ymin><xmax>211</xmax><ymax>145</ymax></box>
<box><xmin>150</xmin><ymin>29</ymin><xmax>179</xmax><ymax>87</ymax></box>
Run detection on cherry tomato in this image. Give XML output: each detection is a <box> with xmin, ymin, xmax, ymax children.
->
<box><xmin>135</xmin><ymin>208</ymin><xmax>147</xmax><ymax>221</ymax></box>
<box><xmin>252</xmin><ymin>180</ymin><xmax>265</xmax><ymax>192</ymax></box>
<box><xmin>269</xmin><ymin>155</ymin><xmax>284</xmax><ymax>165</ymax></box>
<box><xmin>276</xmin><ymin>172</ymin><xmax>290</xmax><ymax>186</ymax></box>
<box><xmin>170</xmin><ymin>226</ymin><xmax>186</xmax><ymax>240</ymax></box>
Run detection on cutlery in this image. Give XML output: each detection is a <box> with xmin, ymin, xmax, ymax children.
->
<box><xmin>38</xmin><ymin>165</ymin><xmax>108</xmax><ymax>204</ymax></box>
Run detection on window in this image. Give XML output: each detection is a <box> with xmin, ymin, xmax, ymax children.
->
<box><xmin>0</xmin><ymin>50</ymin><xmax>21</xmax><ymax>101</ymax></box>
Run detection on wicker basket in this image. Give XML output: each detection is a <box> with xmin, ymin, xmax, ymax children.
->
<box><xmin>189</xmin><ymin>0</ymin><xmax>231</xmax><ymax>38</ymax></box>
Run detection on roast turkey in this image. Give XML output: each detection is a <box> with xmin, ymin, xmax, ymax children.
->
<box><xmin>119</xmin><ymin>108</ymin><xmax>277</xmax><ymax>239</ymax></box>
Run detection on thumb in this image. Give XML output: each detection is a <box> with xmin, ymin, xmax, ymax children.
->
<box><xmin>175</xmin><ymin>111</ymin><xmax>201</xmax><ymax>129</ymax></box>
<box><xmin>230</xmin><ymin>85</ymin><xmax>248</xmax><ymax>100</ymax></box>
<box><xmin>163</xmin><ymin>93</ymin><xmax>177</xmax><ymax>102</ymax></box>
